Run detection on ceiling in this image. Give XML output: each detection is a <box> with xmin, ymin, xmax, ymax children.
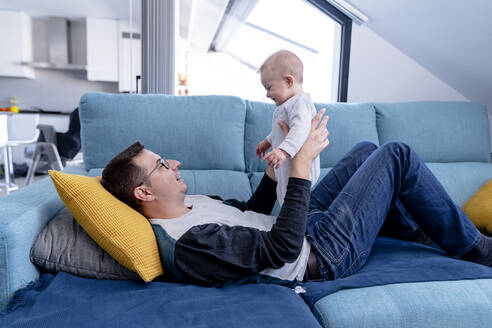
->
<box><xmin>347</xmin><ymin>0</ymin><xmax>492</xmax><ymax>111</ymax></box>
<box><xmin>0</xmin><ymin>0</ymin><xmax>141</xmax><ymax>20</ymax></box>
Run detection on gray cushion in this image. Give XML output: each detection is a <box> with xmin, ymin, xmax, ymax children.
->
<box><xmin>30</xmin><ymin>207</ymin><xmax>140</xmax><ymax>280</ymax></box>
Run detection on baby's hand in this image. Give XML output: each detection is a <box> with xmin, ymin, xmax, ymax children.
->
<box><xmin>263</xmin><ymin>148</ymin><xmax>290</xmax><ymax>169</ymax></box>
<box><xmin>255</xmin><ymin>139</ymin><xmax>272</xmax><ymax>159</ymax></box>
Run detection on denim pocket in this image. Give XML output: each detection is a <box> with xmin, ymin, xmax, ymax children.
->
<box><xmin>306</xmin><ymin>192</ymin><xmax>356</xmax><ymax>268</ymax></box>
<box><xmin>339</xmin><ymin>249</ymin><xmax>371</xmax><ymax>278</ymax></box>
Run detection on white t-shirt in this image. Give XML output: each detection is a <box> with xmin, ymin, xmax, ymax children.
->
<box><xmin>150</xmin><ymin>195</ymin><xmax>311</xmax><ymax>281</ymax></box>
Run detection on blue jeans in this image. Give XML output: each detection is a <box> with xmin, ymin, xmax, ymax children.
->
<box><xmin>306</xmin><ymin>141</ymin><xmax>481</xmax><ymax>280</ymax></box>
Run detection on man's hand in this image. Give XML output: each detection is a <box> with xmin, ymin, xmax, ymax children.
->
<box><xmin>255</xmin><ymin>139</ymin><xmax>272</xmax><ymax>159</ymax></box>
<box><xmin>291</xmin><ymin>108</ymin><xmax>329</xmax><ymax>179</ymax></box>
<box><xmin>265</xmin><ymin>165</ymin><xmax>276</xmax><ymax>181</ymax></box>
<box><xmin>278</xmin><ymin>108</ymin><xmax>326</xmax><ymax>138</ymax></box>
<box><xmin>278</xmin><ymin>120</ymin><xmax>290</xmax><ymax>137</ymax></box>
<box><xmin>278</xmin><ymin>121</ymin><xmax>290</xmax><ymax>137</ymax></box>
<box><xmin>263</xmin><ymin>148</ymin><xmax>290</xmax><ymax>169</ymax></box>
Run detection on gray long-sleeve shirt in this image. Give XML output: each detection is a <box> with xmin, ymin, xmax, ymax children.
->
<box><xmin>265</xmin><ymin>93</ymin><xmax>320</xmax><ymax>206</ymax></box>
<box><xmin>151</xmin><ymin>174</ymin><xmax>312</xmax><ymax>286</ymax></box>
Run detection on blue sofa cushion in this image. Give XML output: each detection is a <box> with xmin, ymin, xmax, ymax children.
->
<box><xmin>0</xmin><ymin>178</ymin><xmax>65</xmax><ymax>312</ymax></box>
<box><xmin>245</xmin><ymin>101</ymin><xmax>379</xmax><ymax>172</ymax></box>
<box><xmin>249</xmin><ymin>169</ymin><xmax>333</xmax><ymax>216</ymax></box>
<box><xmin>80</xmin><ymin>93</ymin><xmax>247</xmax><ymax>171</ymax></box>
<box><xmin>312</xmin><ymin>279</ymin><xmax>492</xmax><ymax>328</ymax></box>
<box><xmin>251</xmin><ymin>162</ymin><xmax>492</xmax><ymax>210</ymax></box>
<box><xmin>89</xmin><ymin>168</ymin><xmax>252</xmax><ymax>202</ymax></box>
<box><xmin>375</xmin><ymin>101</ymin><xmax>490</xmax><ymax>162</ymax></box>
<box><xmin>303</xmin><ymin>237</ymin><xmax>492</xmax><ymax>327</ymax></box>
<box><xmin>244</xmin><ymin>101</ymin><xmax>276</xmax><ymax>173</ymax></box>
<box><xmin>179</xmin><ymin>170</ymin><xmax>252</xmax><ymax>201</ymax></box>
<box><xmin>303</xmin><ymin>238</ymin><xmax>492</xmax><ymax>307</ymax></box>
<box><xmin>427</xmin><ymin>162</ymin><xmax>492</xmax><ymax>206</ymax></box>
<box><xmin>314</xmin><ymin>103</ymin><xmax>380</xmax><ymax>168</ymax></box>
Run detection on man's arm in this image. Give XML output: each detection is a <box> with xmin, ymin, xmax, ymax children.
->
<box><xmin>167</xmin><ymin>110</ymin><xmax>329</xmax><ymax>285</ymax></box>
<box><xmin>174</xmin><ymin>178</ymin><xmax>311</xmax><ymax>285</ymax></box>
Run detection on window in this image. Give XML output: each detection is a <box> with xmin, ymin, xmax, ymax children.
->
<box><xmin>176</xmin><ymin>0</ymin><xmax>351</xmax><ymax>102</ymax></box>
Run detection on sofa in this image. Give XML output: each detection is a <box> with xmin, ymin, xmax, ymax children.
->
<box><xmin>1</xmin><ymin>92</ymin><xmax>492</xmax><ymax>327</ymax></box>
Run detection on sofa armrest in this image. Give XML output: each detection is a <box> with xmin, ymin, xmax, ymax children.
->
<box><xmin>0</xmin><ymin>177</ymin><xmax>65</xmax><ymax>312</ymax></box>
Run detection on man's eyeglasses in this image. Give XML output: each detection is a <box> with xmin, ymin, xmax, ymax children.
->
<box><xmin>140</xmin><ymin>157</ymin><xmax>169</xmax><ymax>185</ymax></box>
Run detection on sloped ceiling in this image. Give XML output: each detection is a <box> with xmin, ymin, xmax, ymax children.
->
<box><xmin>347</xmin><ymin>0</ymin><xmax>492</xmax><ymax>111</ymax></box>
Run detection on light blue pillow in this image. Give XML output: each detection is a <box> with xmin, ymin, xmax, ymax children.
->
<box><xmin>244</xmin><ymin>101</ymin><xmax>379</xmax><ymax>172</ymax></box>
<box><xmin>375</xmin><ymin>101</ymin><xmax>490</xmax><ymax>162</ymax></box>
<box><xmin>89</xmin><ymin>168</ymin><xmax>252</xmax><ymax>202</ymax></box>
<box><xmin>80</xmin><ymin>93</ymin><xmax>247</xmax><ymax>171</ymax></box>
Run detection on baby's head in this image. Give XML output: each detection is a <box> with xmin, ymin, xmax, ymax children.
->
<box><xmin>259</xmin><ymin>50</ymin><xmax>304</xmax><ymax>106</ymax></box>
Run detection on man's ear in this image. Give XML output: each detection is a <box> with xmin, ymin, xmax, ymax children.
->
<box><xmin>284</xmin><ymin>75</ymin><xmax>294</xmax><ymax>87</ymax></box>
<box><xmin>134</xmin><ymin>185</ymin><xmax>155</xmax><ymax>202</ymax></box>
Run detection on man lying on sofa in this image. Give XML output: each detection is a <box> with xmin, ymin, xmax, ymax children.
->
<box><xmin>100</xmin><ymin>109</ymin><xmax>492</xmax><ymax>285</ymax></box>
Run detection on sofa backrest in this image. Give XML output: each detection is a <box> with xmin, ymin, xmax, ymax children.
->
<box><xmin>80</xmin><ymin>93</ymin><xmax>246</xmax><ymax>171</ymax></box>
<box><xmin>375</xmin><ymin>101</ymin><xmax>490</xmax><ymax>163</ymax></box>
<box><xmin>80</xmin><ymin>93</ymin><xmax>490</xmax><ymax>173</ymax></box>
<box><xmin>78</xmin><ymin>93</ymin><xmax>492</xmax><ymax>207</ymax></box>
<box><xmin>244</xmin><ymin>101</ymin><xmax>380</xmax><ymax>172</ymax></box>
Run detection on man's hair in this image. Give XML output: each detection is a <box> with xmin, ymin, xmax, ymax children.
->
<box><xmin>258</xmin><ymin>50</ymin><xmax>304</xmax><ymax>83</ymax></box>
<box><xmin>101</xmin><ymin>141</ymin><xmax>147</xmax><ymax>211</ymax></box>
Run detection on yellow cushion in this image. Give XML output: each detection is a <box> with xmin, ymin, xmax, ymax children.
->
<box><xmin>49</xmin><ymin>170</ymin><xmax>163</xmax><ymax>282</ymax></box>
<box><xmin>463</xmin><ymin>178</ymin><xmax>492</xmax><ymax>236</ymax></box>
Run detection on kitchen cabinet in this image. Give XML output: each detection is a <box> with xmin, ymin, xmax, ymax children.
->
<box><xmin>71</xmin><ymin>17</ymin><xmax>118</xmax><ymax>82</ymax></box>
<box><xmin>0</xmin><ymin>10</ymin><xmax>35</xmax><ymax>79</ymax></box>
<box><xmin>118</xmin><ymin>22</ymin><xmax>141</xmax><ymax>93</ymax></box>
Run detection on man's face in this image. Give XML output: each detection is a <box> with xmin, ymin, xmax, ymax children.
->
<box><xmin>133</xmin><ymin>149</ymin><xmax>187</xmax><ymax>200</ymax></box>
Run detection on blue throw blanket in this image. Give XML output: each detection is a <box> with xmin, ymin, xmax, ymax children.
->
<box><xmin>0</xmin><ymin>273</ymin><xmax>321</xmax><ymax>328</ymax></box>
<box><xmin>2</xmin><ymin>237</ymin><xmax>492</xmax><ymax>327</ymax></box>
<box><xmin>302</xmin><ymin>237</ymin><xmax>492</xmax><ymax>307</ymax></box>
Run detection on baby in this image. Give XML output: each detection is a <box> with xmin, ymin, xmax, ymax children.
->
<box><xmin>255</xmin><ymin>50</ymin><xmax>321</xmax><ymax>207</ymax></box>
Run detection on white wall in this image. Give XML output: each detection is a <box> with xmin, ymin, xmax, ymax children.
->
<box><xmin>348</xmin><ymin>24</ymin><xmax>468</xmax><ymax>103</ymax></box>
<box><xmin>0</xmin><ymin>69</ymin><xmax>117</xmax><ymax>165</ymax></box>
<box><xmin>0</xmin><ymin>69</ymin><xmax>117</xmax><ymax>112</ymax></box>
<box><xmin>348</xmin><ymin>24</ymin><xmax>492</xmax><ymax>151</ymax></box>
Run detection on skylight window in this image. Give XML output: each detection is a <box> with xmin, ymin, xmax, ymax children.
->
<box><xmin>177</xmin><ymin>0</ymin><xmax>351</xmax><ymax>103</ymax></box>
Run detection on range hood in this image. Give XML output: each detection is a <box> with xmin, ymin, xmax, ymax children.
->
<box><xmin>23</xmin><ymin>17</ymin><xmax>87</xmax><ymax>71</ymax></box>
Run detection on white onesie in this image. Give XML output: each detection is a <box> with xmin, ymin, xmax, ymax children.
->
<box><xmin>265</xmin><ymin>93</ymin><xmax>320</xmax><ymax>206</ymax></box>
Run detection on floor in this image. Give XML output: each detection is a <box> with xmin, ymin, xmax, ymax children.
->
<box><xmin>0</xmin><ymin>153</ymin><xmax>84</xmax><ymax>198</ymax></box>
<box><xmin>0</xmin><ymin>175</ymin><xmax>46</xmax><ymax>197</ymax></box>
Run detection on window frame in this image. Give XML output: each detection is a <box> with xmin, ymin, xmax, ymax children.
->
<box><xmin>306</xmin><ymin>0</ymin><xmax>352</xmax><ymax>102</ymax></box>
<box><xmin>211</xmin><ymin>0</ymin><xmax>352</xmax><ymax>102</ymax></box>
